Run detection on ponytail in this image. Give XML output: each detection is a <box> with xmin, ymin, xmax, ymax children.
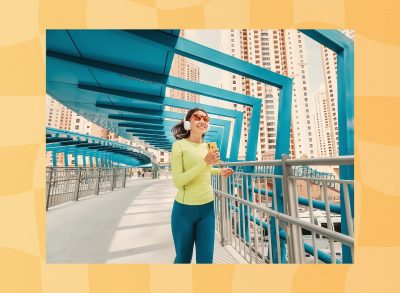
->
<box><xmin>171</xmin><ymin>121</ymin><xmax>190</xmax><ymax>140</ymax></box>
<box><xmin>171</xmin><ymin>108</ymin><xmax>209</xmax><ymax>140</ymax></box>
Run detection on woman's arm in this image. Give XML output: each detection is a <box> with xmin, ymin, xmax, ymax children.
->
<box><xmin>171</xmin><ymin>142</ymin><xmax>208</xmax><ymax>188</ymax></box>
<box><xmin>210</xmin><ymin>167</ymin><xmax>221</xmax><ymax>175</ymax></box>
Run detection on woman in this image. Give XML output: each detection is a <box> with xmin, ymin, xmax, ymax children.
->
<box><xmin>170</xmin><ymin>108</ymin><xmax>234</xmax><ymax>264</ymax></box>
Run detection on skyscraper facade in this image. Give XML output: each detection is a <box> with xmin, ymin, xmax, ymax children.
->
<box><xmin>169</xmin><ymin>56</ymin><xmax>200</xmax><ymax>104</ymax></box>
<box><xmin>315</xmin><ymin>29</ymin><xmax>354</xmax><ymax>157</ymax></box>
<box><xmin>313</xmin><ymin>88</ymin><xmax>337</xmax><ymax>157</ymax></box>
<box><xmin>169</xmin><ymin>30</ymin><xmax>201</xmax><ymax>106</ymax></box>
<box><xmin>161</xmin><ymin>30</ymin><xmax>201</xmax><ymax>164</ymax></box>
<box><xmin>46</xmin><ymin>95</ymin><xmax>73</xmax><ymax>166</ymax></box>
<box><xmin>46</xmin><ymin>95</ymin><xmax>110</xmax><ymax>166</ymax></box>
<box><xmin>46</xmin><ymin>94</ymin><xmax>73</xmax><ymax>130</ymax></box>
<box><xmin>221</xmin><ymin>29</ymin><xmax>316</xmax><ymax>160</ymax></box>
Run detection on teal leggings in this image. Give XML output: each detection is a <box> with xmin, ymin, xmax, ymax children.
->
<box><xmin>171</xmin><ymin>200</ymin><xmax>215</xmax><ymax>264</ymax></box>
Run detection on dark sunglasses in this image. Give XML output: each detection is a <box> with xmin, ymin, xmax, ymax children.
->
<box><xmin>191</xmin><ymin>113</ymin><xmax>209</xmax><ymax>123</ymax></box>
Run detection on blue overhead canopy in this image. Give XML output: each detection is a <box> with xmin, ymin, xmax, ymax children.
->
<box><xmin>46</xmin><ymin>29</ymin><xmax>183</xmax><ymax>151</ymax></box>
<box><xmin>46</xmin><ymin>29</ymin><xmax>280</xmax><ymax>160</ymax></box>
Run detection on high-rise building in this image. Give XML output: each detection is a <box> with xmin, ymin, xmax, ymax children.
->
<box><xmin>317</xmin><ymin>29</ymin><xmax>354</xmax><ymax>157</ymax></box>
<box><xmin>46</xmin><ymin>95</ymin><xmax>111</xmax><ymax>166</ymax></box>
<box><xmin>70</xmin><ymin>112</ymin><xmax>109</xmax><ymax>139</ymax></box>
<box><xmin>169</xmin><ymin>57</ymin><xmax>200</xmax><ymax>104</ymax></box>
<box><xmin>161</xmin><ymin>30</ymin><xmax>201</xmax><ymax>164</ymax></box>
<box><xmin>169</xmin><ymin>30</ymin><xmax>201</xmax><ymax>106</ymax></box>
<box><xmin>46</xmin><ymin>94</ymin><xmax>73</xmax><ymax>130</ymax></box>
<box><xmin>220</xmin><ymin>29</ymin><xmax>316</xmax><ymax>160</ymax></box>
<box><xmin>313</xmin><ymin>88</ymin><xmax>337</xmax><ymax>157</ymax></box>
<box><xmin>46</xmin><ymin>95</ymin><xmax>74</xmax><ymax>166</ymax></box>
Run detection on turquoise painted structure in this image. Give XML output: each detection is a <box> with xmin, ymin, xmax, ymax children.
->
<box><xmin>46</xmin><ymin>29</ymin><xmax>353</xmax><ymax>263</ymax></box>
<box><xmin>46</xmin><ymin>127</ymin><xmax>154</xmax><ymax>167</ymax></box>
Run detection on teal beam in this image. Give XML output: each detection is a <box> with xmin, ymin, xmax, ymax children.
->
<box><xmin>125</xmin><ymin>30</ymin><xmax>290</xmax><ymax>88</ymax></box>
<box><xmin>125</xmin><ymin>128</ymin><xmax>166</xmax><ymax>135</ymax></box>
<box><xmin>113</xmin><ymin>111</ymin><xmax>231</xmax><ymax>155</ymax></box>
<box><xmin>47</xmin><ymin>51</ymin><xmax>257</xmax><ymax>160</ymax></box>
<box><xmin>47</xmin><ymin>127</ymin><xmax>146</xmax><ymax>153</ymax></box>
<box><xmin>112</xmin><ymin>112</ymin><xmax>234</xmax><ymax>159</ymax></box>
<box><xmin>78</xmin><ymin>84</ymin><xmax>164</xmax><ymax>103</ymax></box>
<box><xmin>118</xmin><ymin>122</ymin><xmax>165</xmax><ymax>130</ymax></box>
<box><xmin>167</xmin><ymin>75</ymin><xmax>255</xmax><ymax>107</ymax></box>
<box><xmin>83</xmin><ymin>82</ymin><xmax>241</xmax><ymax>160</ymax></box>
<box><xmin>96</xmin><ymin>102</ymin><xmax>163</xmax><ymax>116</ymax></box>
<box><xmin>300</xmin><ymin>29</ymin><xmax>354</xmax><ymax>264</ymax></box>
<box><xmin>64</xmin><ymin>150</ymin><xmax>68</xmax><ymax>167</ymax></box>
<box><xmin>52</xmin><ymin>151</ymin><xmax>57</xmax><ymax>167</ymax></box>
<box><xmin>74</xmin><ymin>151</ymin><xmax>78</xmax><ymax>167</ymax></box>
<box><xmin>270</xmin><ymin>80</ymin><xmax>293</xmax><ymax>263</ymax></box>
<box><xmin>108</xmin><ymin>116</ymin><xmax>163</xmax><ymax>125</ymax></box>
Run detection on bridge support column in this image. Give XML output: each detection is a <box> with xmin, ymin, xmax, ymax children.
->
<box><xmin>52</xmin><ymin>151</ymin><xmax>57</xmax><ymax>167</ymax></box>
<box><xmin>282</xmin><ymin>155</ymin><xmax>305</xmax><ymax>263</ymax></box>
<box><xmin>64</xmin><ymin>151</ymin><xmax>69</xmax><ymax>167</ymax></box>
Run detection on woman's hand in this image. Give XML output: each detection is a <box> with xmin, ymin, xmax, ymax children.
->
<box><xmin>204</xmin><ymin>150</ymin><xmax>220</xmax><ymax>165</ymax></box>
<box><xmin>221</xmin><ymin>168</ymin><xmax>234</xmax><ymax>178</ymax></box>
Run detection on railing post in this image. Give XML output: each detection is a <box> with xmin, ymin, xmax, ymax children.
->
<box><xmin>46</xmin><ymin>167</ymin><xmax>53</xmax><ymax>211</ymax></box>
<box><xmin>110</xmin><ymin>168</ymin><xmax>116</xmax><ymax>191</ymax></box>
<box><xmin>94</xmin><ymin>167</ymin><xmax>101</xmax><ymax>195</ymax></box>
<box><xmin>122</xmin><ymin>168</ymin><xmax>127</xmax><ymax>188</ymax></box>
<box><xmin>74</xmin><ymin>167</ymin><xmax>82</xmax><ymax>201</ymax></box>
<box><xmin>219</xmin><ymin>175</ymin><xmax>228</xmax><ymax>245</ymax></box>
<box><xmin>282</xmin><ymin>155</ymin><xmax>305</xmax><ymax>263</ymax></box>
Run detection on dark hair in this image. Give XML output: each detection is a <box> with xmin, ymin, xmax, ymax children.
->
<box><xmin>171</xmin><ymin>108</ymin><xmax>209</xmax><ymax>140</ymax></box>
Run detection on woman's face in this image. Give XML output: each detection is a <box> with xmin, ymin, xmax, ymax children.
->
<box><xmin>189</xmin><ymin>111</ymin><xmax>209</xmax><ymax>136</ymax></box>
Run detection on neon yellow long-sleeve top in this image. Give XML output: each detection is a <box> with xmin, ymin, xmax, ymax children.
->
<box><xmin>171</xmin><ymin>138</ymin><xmax>221</xmax><ymax>205</ymax></box>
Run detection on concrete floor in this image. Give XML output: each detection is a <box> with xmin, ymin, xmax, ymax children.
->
<box><xmin>46</xmin><ymin>179</ymin><xmax>241</xmax><ymax>264</ymax></box>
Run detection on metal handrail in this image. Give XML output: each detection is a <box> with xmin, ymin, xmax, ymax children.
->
<box><xmin>212</xmin><ymin>155</ymin><xmax>354</xmax><ymax>264</ymax></box>
<box><xmin>214</xmin><ymin>189</ymin><xmax>353</xmax><ymax>250</ymax></box>
<box><xmin>46</xmin><ymin>167</ymin><xmax>168</xmax><ymax>210</ymax></box>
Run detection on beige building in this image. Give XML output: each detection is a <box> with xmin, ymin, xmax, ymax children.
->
<box><xmin>46</xmin><ymin>95</ymin><xmax>74</xmax><ymax>166</ymax></box>
<box><xmin>169</xmin><ymin>30</ymin><xmax>201</xmax><ymax>107</ymax></box>
<box><xmin>161</xmin><ymin>30</ymin><xmax>201</xmax><ymax>164</ymax></box>
<box><xmin>221</xmin><ymin>29</ymin><xmax>315</xmax><ymax>160</ymax></box>
<box><xmin>317</xmin><ymin>29</ymin><xmax>354</xmax><ymax>157</ymax></box>
<box><xmin>46</xmin><ymin>95</ymin><xmax>110</xmax><ymax>166</ymax></box>
<box><xmin>169</xmin><ymin>56</ymin><xmax>200</xmax><ymax>105</ymax></box>
<box><xmin>313</xmin><ymin>89</ymin><xmax>337</xmax><ymax>157</ymax></box>
<box><xmin>70</xmin><ymin>112</ymin><xmax>109</xmax><ymax>138</ymax></box>
<box><xmin>46</xmin><ymin>94</ymin><xmax>73</xmax><ymax>131</ymax></box>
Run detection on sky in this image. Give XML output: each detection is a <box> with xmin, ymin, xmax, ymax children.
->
<box><xmin>184</xmin><ymin>29</ymin><xmax>326</xmax><ymax>98</ymax></box>
<box><xmin>303</xmin><ymin>34</ymin><xmax>326</xmax><ymax>93</ymax></box>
